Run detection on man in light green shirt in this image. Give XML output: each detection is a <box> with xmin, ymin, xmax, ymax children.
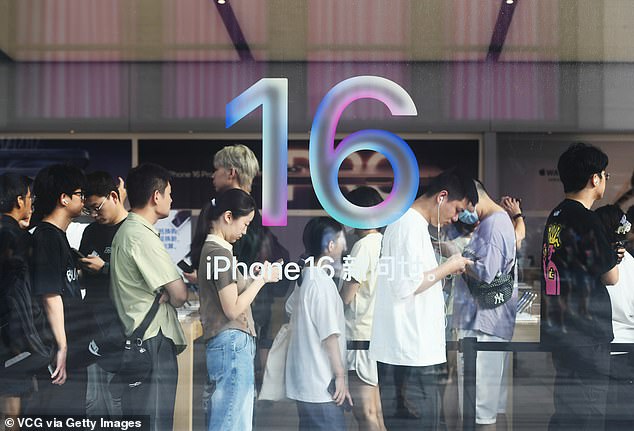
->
<box><xmin>110</xmin><ymin>163</ymin><xmax>187</xmax><ymax>431</ymax></box>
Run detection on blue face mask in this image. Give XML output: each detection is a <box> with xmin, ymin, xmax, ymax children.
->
<box><xmin>458</xmin><ymin>206</ymin><xmax>479</xmax><ymax>225</ymax></box>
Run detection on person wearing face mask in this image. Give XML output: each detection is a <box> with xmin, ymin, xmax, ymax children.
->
<box><xmin>197</xmin><ymin>188</ymin><xmax>282</xmax><ymax>431</ymax></box>
<box><xmin>452</xmin><ymin>180</ymin><xmax>518</xmax><ymax>430</ymax></box>
<box><xmin>369</xmin><ymin>171</ymin><xmax>477</xmax><ymax>430</ymax></box>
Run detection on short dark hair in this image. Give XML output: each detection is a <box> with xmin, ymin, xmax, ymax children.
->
<box><xmin>423</xmin><ymin>170</ymin><xmax>478</xmax><ymax>206</ymax></box>
<box><xmin>33</xmin><ymin>164</ymin><xmax>86</xmax><ymax>218</ymax></box>
<box><xmin>85</xmin><ymin>171</ymin><xmax>119</xmax><ymax>199</ymax></box>
<box><xmin>595</xmin><ymin>204</ymin><xmax>628</xmax><ymax>243</ymax></box>
<box><xmin>0</xmin><ymin>174</ymin><xmax>31</xmax><ymax>213</ymax></box>
<box><xmin>302</xmin><ymin>217</ymin><xmax>344</xmax><ymax>258</ymax></box>
<box><xmin>126</xmin><ymin>163</ymin><xmax>171</xmax><ymax>209</ymax></box>
<box><xmin>557</xmin><ymin>143</ymin><xmax>609</xmax><ymax>193</ymax></box>
<box><xmin>346</xmin><ymin>186</ymin><xmax>383</xmax><ymax>208</ymax></box>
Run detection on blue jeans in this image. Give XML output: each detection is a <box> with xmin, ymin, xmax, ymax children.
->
<box><xmin>206</xmin><ymin>329</ymin><xmax>256</xmax><ymax>431</ymax></box>
<box><xmin>296</xmin><ymin>401</ymin><xmax>347</xmax><ymax>430</ymax></box>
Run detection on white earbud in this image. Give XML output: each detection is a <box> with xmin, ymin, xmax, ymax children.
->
<box><xmin>62</xmin><ymin>200</ymin><xmax>68</xmax><ymax>205</ymax></box>
<box><xmin>439</xmin><ymin>195</ymin><xmax>444</xmax><ymax>204</ymax></box>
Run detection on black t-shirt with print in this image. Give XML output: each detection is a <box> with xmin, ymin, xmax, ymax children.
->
<box><xmin>540</xmin><ymin>199</ymin><xmax>618</xmax><ymax>348</ymax></box>
<box><xmin>31</xmin><ymin>221</ymin><xmax>91</xmax><ymax>367</ymax></box>
<box><xmin>79</xmin><ymin>220</ymin><xmax>123</xmax><ymax>304</ymax></box>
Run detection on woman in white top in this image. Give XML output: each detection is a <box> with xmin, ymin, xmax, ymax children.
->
<box><xmin>595</xmin><ymin>204</ymin><xmax>632</xmax><ymax>430</ymax></box>
<box><xmin>340</xmin><ymin>187</ymin><xmax>386</xmax><ymax>431</ymax></box>
<box><xmin>286</xmin><ymin>217</ymin><xmax>353</xmax><ymax>430</ymax></box>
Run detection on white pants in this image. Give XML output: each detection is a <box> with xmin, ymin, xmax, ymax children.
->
<box><xmin>457</xmin><ymin>329</ymin><xmax>510</xmax><ymax>425</ymax></box>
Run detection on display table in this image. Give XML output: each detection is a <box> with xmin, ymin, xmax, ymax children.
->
<box><xmin>174</xmin><ymin>313</ymin><xmax>203</xmax><ymax>431</ymax></box>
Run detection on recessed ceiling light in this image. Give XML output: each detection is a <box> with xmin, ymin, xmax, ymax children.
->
<box><xmin>217</xmin><ymin>0</ymin><xmax>226</xmax><ymax>4</ymax></box>
<box><xmin>505</xmin><ymin>0</ymin><xmax>514</xmax><ymax>4</ymax></box>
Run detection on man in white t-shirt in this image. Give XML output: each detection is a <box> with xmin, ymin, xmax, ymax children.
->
<box><xmin>370</xmin><ymin>171</ymin><xmax>477</xmax><ymax>429</ymax></box>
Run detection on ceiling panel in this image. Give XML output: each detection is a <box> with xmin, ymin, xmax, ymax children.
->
<box><xmin>2</xmin><ymin>0</ymin><xmax>634</xmax><ymax>63</ymax></box>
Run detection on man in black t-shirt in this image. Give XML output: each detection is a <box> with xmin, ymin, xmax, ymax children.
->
<box><xmin>28</xmin><ymin>164</ymin><xmax>88</xmax><ymax>416</ymax></box>
<box><xmin>0</xmin><ymin>174</ymin><xmax>36</xmax><ymax>425</ymax></box>
<box><xmin>541</xmin><ymin>143</ymin><xmax>622</xmax><ymax>431</ymax></box>
<box><xmin>78</xmin><ymin>172</ymin><xmax>128</xmax><ymax>417</ymax></box>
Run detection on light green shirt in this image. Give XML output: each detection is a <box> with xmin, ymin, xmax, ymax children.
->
<box><xmin>110</xmin><ymin>212</ymin><xmax>186</xmax><ymax>352</ymax></box>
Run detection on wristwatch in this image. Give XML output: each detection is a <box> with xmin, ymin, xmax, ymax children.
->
<box><xmin>512</xmin><ymin>213</ymin><xmax>525</xmax><ymax>220</ymax></box>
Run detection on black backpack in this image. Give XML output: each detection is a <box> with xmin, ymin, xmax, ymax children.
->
<box><xmin>0</xmin><ymin>257</ymin><xmax>53</xmax><ymax>377</ymax></box>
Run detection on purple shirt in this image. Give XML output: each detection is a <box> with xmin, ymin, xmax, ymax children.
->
<box><xmin>452</xmin><ymin>211</ymin><xmax>518</xmax><ymax>340</ymax></box>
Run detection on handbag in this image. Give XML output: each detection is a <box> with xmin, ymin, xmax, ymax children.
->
<box><xmin>112</xmin><ymin>294</ymin><xmax>162</xmax><ymax>387</ymax></box>
<box><xmin>258</xmin><ymin>323</ymin><xmax>291</xmax><ymax>401</ymax></box>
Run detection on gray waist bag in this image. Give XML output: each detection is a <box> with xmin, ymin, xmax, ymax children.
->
<box><xmin>471</xmin><ymin>273</ymin><xmax>514</xmax><ymax>308</ymax></box>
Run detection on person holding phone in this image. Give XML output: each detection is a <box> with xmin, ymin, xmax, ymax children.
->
<box><xmin>369</xmin><ymin>171</ymin><xmax>476</xmax><ymax>430</ymax></box>
<box><xmin>285</xmin><ymin>217</ymin><xmax>352</xmax><ymax>431</ymax></box>
<box><xmin>77</xmin><ymin>171</ymin><xmax>129</xmax><ymax>418</ymax></box>
<box><xmin>28</xmin><ymin>164</ymin><xmax>88</xmax><ymax>416</ymax></box>
<box><xmin>197</xmin><ymin>189</ymin><xmax>282</xmax><ymax>431</ymax></box>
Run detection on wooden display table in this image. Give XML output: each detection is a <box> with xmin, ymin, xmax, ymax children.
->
<box><xmin>174</xmin><ymin>314</ymin><xmax>203</xmax><ymax>431</ymax></box>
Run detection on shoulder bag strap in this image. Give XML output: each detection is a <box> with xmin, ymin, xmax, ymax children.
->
<box><xmin>130</xmin><ymin>293</ymin><xmax>162</xmax><ymax>340</ymax></box>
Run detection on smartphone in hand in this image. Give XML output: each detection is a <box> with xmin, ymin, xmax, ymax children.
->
<box><xmin>71</xmin><ymin>248</ymin><xmax>86</xmax><ymax>260</ymax></box>
<box><xmin>177</xmin><ymin>259</ymin><xmax>195</xmax><ymax>274</ymax></box>
<box><xmin>328</xmin><ymin>378</ymin><xmax>352</xmax><ymax>412</ymax></box>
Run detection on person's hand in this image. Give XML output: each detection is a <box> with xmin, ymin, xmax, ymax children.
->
<box><xmin>500</xmin><ymin>196</ymin><xmax>522</xmax><ymax>218</ymax></box>
<box><xmin>257</xmin><ymin>261</ymin><xmax>283</xmax><ymax>283</ymax></box>
<box><xmin>159</xmin><ymin>291</ymin><xmax>170</xmax><ymax>304</ymax></box>
<box><xmin>51</xmin><ymin>347</ymin><xmax>67</xmax><ymax>385</ymax></box>
<box><xmin>183</xmin><ymin>269</ymin><xmax>198</xmax><ymax>284</ymax></box>
<box><xmin>616</xmin><ymin>246</ymin><xmax>626</xmax><ymax>265</ymax></box>
<box><xmin>446</xmin><ymin>254</ymin><xmax>474</xmax><ymax>275</ymax></box>
<box><xmin>117</xmin><ymin>177</ymin><xmax>128</xmax><ymax>205</ymax></box>
<box><xmin>332</xmin><ymin>374</ymin><xmax>353</xmax><ymax>408</ymax></box>
<box><xmin>79</xmin><ymin>255</ymin><xmax>105</xmax><ymax>273</ymax></box>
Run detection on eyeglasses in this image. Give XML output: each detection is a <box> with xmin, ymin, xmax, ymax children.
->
<box><xmin>82</xmin><ymin>196</ymin><xmax>108</xmax><ymax>216</ymax></box>
<box><xmin>68</xmin><ymin>190</ymin><xmax>85</xmax><ymax>201</ymax></box>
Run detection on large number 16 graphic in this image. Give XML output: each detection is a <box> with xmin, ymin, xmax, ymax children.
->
<box><xmin>226</xmin><ymin>76</ymin><xmax>419</xmax><ymax>229</ymax></box>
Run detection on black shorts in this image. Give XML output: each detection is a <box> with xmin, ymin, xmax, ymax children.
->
<box><xmin>0</xmin><ymin>373</ymin><xmax>34</xmax><ymax>397</ymax></box>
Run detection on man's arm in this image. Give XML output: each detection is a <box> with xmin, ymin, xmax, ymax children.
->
<box><xmin>323</xmin><ymin>334</ymin><xmax>353</xmax><ymax>407</ymax></box>
<box><xmin>601</xmin><ymin>265</ymin><xmax>619</xmax><ymax>286</ymax></box>
<box><xmin>162</xmin><ymin>278</ymin><xmax>188</xmax><ymax>307</ymax></box>
<box><xmin>413</xmin><ymin>254</ymin><xmax>473</xmax><ymax>295</ymax></box>
<box><xmin>42</xmin><ymin>294</ymin><xmax>67</xmax><ymax>385</ymax></box>
<box><xmin>340</xmin><ymin>280</ymin><xmax>361</xmax><ymax>305</ymax></box>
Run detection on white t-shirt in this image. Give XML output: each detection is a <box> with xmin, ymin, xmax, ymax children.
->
<box><xmin>345</xmin><ymin>232</ymin><xmax>383</xmax><ymax>341</ymax></box>
<box><xmin>285</xmin><ymin>266</ymin><xmax>347</xmax><ymax>403</ymax></box>
<box><xmin>369</xmin><ymin>208</ymin><xmax>446</xmax><ymax>366</ymax></box>
<box><xmin>607</xmin><ymin>251</ymin><xmax>634</xmax><ymax>345</ymax></box>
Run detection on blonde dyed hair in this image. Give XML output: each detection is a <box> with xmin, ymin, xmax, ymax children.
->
<box><xmin>213</xmin><ymin>144</ymin><xmax>260</xmax><ymax>189</ymax></box>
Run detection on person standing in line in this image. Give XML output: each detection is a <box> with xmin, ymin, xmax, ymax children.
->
<box><xmin>595</xmin><ymin>205</ymin><xmax>633</xmax><ymax>431</ymax></box>
<box><xmin>369</xmin><ymin>171</ymin><xmax>476</xmax><ymax>430</ymax></box>
<box><xmin>78</xmin><ymin>172</ymin><xmax>128</xmax><ymax>418</ymax></box>
<box><xmin>286</xmin><ymin>217</ymin><xmax>353</xmax><ymax>431</ymax></box>
<box><xmin>452</xmin><ymin>180</ymin><xmax>518</xmax><ymax>430</ymax></box>
<box><xmin>0</xmin><ymin>174</ymin><xmax>36</xmax><ymax>426</ymax></box>
<box><xmin>500</xmin><ymin>196</ymin><xmax>525</xmax><ymax>252</ymax></box>
<box><xmin>189</xmin><ymin>144</ymin><xmax>290</xmax><ymax>387</ymax></box>
<box><xmin>28</xmin><ymin>164</ymin><xmax>88</xmax><ymax>415</ymax></box>
<box><xmin>340</xmin><ymin>186</ymin><xmax>387</xmax><ymax>431</ymax></box>
<box><xmin>195</xmin><ymin>188</ymin><xmax>281</xmax><ymax>431</ymax></box>
<box><xmin>110</xmin><ymin>163</ymin><xmax>188</xmax><ymax>431</ymax></box>
<box><xmin>541</xmin><ymin>143</ymin><xmax>622</xmax><ymax>431</ymax></box>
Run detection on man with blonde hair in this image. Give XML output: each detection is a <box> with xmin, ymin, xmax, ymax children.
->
<box><xmin>211</xmin><ymin>144</ymin><xmax>260</xmax><ymax>192</ymax></box>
